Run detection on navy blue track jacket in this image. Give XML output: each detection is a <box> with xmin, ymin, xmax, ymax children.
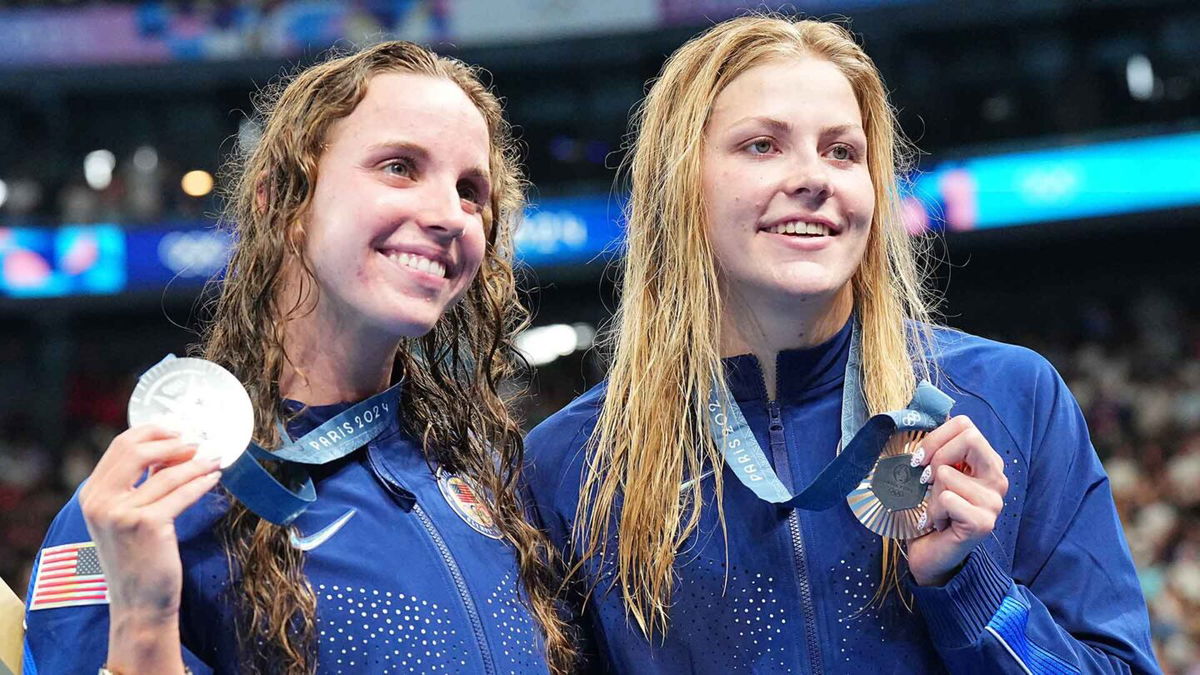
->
<box><xmin>24</xmin><ymin>399</ymin><xmax>550</xmax><ymax>674</ymax></box>
<box><xmin>524</xmin><ymin>322</ymin><xmax>1159</xmax><ymax>674</ymax></box>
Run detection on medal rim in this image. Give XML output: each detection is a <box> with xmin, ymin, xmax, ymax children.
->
<box><xmin>128</xmin><ymin>356</ymin><xmax>253</xmax><ymax>469</ymax></box>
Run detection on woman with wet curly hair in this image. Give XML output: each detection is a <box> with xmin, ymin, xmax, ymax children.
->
<box><xmin>26</xmin><ymin>41</ymin><xmax>573</xmax><ymax>674</ymax></box>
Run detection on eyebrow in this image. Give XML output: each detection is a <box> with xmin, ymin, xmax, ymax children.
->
<box><xmin>726</xmin><ymin>116</ymin><xmax>865</xmax><ymax>138</ymax></box>
<box><xmin>727</xmin><ymin>116</ymin><xmax>791</xmax><ymax>135</ymax></box>
<box><xmin>365</xmin><ymin>140</ymin><xmax>428</xmax><ymax>160</ymax></box>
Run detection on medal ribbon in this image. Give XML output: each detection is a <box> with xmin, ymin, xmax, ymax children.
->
<box><xmin>220</xmin><ymin>383</ymin><xmax>402</xmax><ymax>525</ymax></box>
<box><xmin>707</xmin><ymin>317</ymin><xmax>954</xmax><ymax>511</ymax></box>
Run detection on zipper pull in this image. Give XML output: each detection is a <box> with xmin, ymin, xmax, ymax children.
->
<box><xmin>768</xmin><ymin>400</ymin><xmax>784</xmax><ymax>432</ymax></box>
<box><xmin>767</xmin><ymin>401</ymin><xmax>792</xmax><ymax>489</ymax></box>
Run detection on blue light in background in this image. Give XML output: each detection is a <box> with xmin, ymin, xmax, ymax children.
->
<box><xmin>514</xmin><ymin>195</ymin><xmax>626</xmax><ymax>267</ymax></box>
<box><xmin>2</xmin><ymin>131</ymin><xmax>1197</xmax><ymax>300</ymax></box>
<box><xmin>0</xmin><ymin>224</ymin><xmax>125</xmax><ymax>298</ymax></box>
<box><xmin>908</xmin><ymin>131</ymin><xmax>1200</xmax><ymax>231</ymax></box>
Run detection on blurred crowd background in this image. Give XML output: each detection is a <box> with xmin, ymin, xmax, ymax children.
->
<box><xmin>1</xmin><ymin>0</ymin><xmax>1197</xmax><ymax>671</ymax></box>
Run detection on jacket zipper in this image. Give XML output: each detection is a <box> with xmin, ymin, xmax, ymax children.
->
<box><xmin>767</xmin><ymin>401</ymin><xmax>792</xmax><ymax>488</ymax></box>
<box><xmin>367</xmin><ymin>450</ymin><xmax>496</xmax><ymax>675</ymax></box>
<box><xmin>788</xmin><ymin>510</ymin><xmax>824</xmax><ymax>674</ymax></box>
<box><xmin>762</xmin><ymin>372</ymin><xmax>823</xmax><ymax>674</ymax></box>
<box><xmin>413</xmin><ymin>502</ymin><xmax>497</xmax><ymax>675</ymax></box>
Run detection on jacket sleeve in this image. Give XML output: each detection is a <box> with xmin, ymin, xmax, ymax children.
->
<box><xmin>22</xmin><ymin>489</ymin><xmax>214</xmax><ymax>675</ymax></box>
<box><xmin>909</xmin><ymin>358</ymin><xmax>1160</xmax><ymax>674</ymax></box>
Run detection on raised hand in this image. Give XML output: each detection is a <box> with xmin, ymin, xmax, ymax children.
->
<box><xmin>79</xmin><ymin>425</ymin><xmax>221</xmax><ymax>673</ymax></box>
<box><xmin>907</xmin><ymin>415</ymin><xmax>1009</xmax><ymax>587</ymax></box>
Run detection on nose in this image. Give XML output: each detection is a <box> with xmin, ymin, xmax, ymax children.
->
<box><xmin>415</xmin><ymin>178</ymin><xmax>470</xmax><ymax>241</ymax></box>
<box><xmin>784</xmin><ymin>152</ymin><xmax>833</xmax><ymax>201</ymax></box>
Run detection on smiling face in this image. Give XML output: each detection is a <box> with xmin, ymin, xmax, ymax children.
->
<box><xmin>701</xmin><ymin>55</ymin><xmax>874</xmax><ymax>315</ymax></box>
<box><xmin>297</xmin><ymin>72</ymin><xmax>491</xmax><ymax>343</ymax></box>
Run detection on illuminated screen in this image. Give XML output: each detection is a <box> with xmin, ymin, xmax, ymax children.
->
<box><xmin>3</xmin><ymin>131</ymin><xmax>1197</xmax><ymax>299</ymax></box>
<box><xmin>0</xmin><ymin>224</ymin><xmax>125</xmax><ymax>298</ymax></box>
<box><xmin>905</xmin><ymin>131</ymin><xmax>1200</xmax><ymax>232</ymax></box>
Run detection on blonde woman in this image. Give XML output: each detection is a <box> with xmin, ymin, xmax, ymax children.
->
<box><xmin>524</xmin><ymin>16</ymin><xmax>1158</xmax><ymax>674</ymax></box>
<box><xmin>25</xmin><ymin>42</ymin><xmax>572</xmax><ymax>674</ymax></box>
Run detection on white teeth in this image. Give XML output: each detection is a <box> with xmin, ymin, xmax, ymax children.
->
<box><xmin>386</xmin><ymin>251</ymin><xmax>447</xmax><ymax>278</ymax></box>
<box><xmin>766</xmin><ymin>221</ymin><xmax>833</xmax><ymax>236</ymax></box>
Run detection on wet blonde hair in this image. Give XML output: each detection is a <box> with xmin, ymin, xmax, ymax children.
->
<box><xmin>576</xmin><ymin>16</ymin><xmax>936</xmax><ymax>636</ymax></box>
<box><xmin>201</xmin><ymin>41</ymin><xmax>574</xmax><ymax>673</ymax></box>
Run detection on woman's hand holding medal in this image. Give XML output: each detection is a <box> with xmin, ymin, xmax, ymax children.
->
<box><xmin>79</xmin><ymin>425</ymin><xmax>220</xmax><ymax>673</ymax></box>
<box><xmin>906</xmin><ymin>415</ymin><xmax>1009</xmax><ymax>586</ymax></box>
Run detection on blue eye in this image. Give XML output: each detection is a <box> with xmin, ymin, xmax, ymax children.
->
<box><xmin>384</xmin><ymin>158</ymin><xmax>415</xmax><ymax>177</ymax></box>
<box><xmin>829</xmin><ymin>144</ymin><xmax>856</xmax><ymax>161</ymax></box>
<box><xmin>747</xmin><ymin>139</ymin><xmax>774</xmax><ymax>155</ymax></box>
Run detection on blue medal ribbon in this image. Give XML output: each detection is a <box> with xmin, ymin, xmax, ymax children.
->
<box><xmin>707</xmin><ymin>317</ymin><xmax>954</xmax><ymax>511</ymax></box>
<box><xmin>220</xmin><ymin>383</ymin><xmax>402</xmax><ymax>525</ymax></box>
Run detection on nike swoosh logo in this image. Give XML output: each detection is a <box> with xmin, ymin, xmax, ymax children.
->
<box><xmin>679</xmin><ymin>470</ymin><xmax>715</xmax><ymax>492</ymax></box>
<box><xmin>289</xmin><ymin>508</ymin><xmax>357</xmax><ymax>551</ymax></box>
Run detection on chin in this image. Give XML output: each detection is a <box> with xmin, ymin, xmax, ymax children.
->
<box><xmin>368</xmin><ymin>311</ymin><xmax>442</xmax><ymax>340</ymax></box>
<box><xmin>768</xmin><ymin>277</ymin><xmax>846</xmax><ymax>302</ymax></box>
<box><xmin>365</xmin><ymin>291</ymin><xmax>462</xmax><ymax>337</ymax></box>
<box><xmin>397</xmin><ymin>318</ymin><xmax>441</xmax><ymax>339</ymax></box>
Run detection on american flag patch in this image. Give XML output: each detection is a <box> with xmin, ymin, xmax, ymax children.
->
<box><xmin>28</xmin><ymin>541</ymin><xmax>109</xmax><ymax>611</ymax></box>
<box><xmin>453</xmin><ymin>482</ymin><xmax>478</xmax><ymax>504</ymax></box>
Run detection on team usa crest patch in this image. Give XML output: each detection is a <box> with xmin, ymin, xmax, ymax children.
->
<box><xmin>437</xmin><ymin>471</ymin><xmax>503</xmax><ymax>539</ymax></box>
<box><xmin>29</xmin><ymin>541</ymin><xmax>109</xmax><ymax>611</ymax></box>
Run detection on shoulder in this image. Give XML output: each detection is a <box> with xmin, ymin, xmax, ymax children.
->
<box><xmin>525</xmin><ymin>381</ymin><xmax>606</xmax><ymax>464</ymax></box>
<box><xmin>924</xmin><ymin>325</ymin><xmax>1079</xmax><ymax>452</ymax></box>
<box><xmin>927</xmin><ymin>325</ymin><xmax>1055</xmax><ymax>381</ymax></box>
<box><xmin>37</xmin><ymin>485</ymin><xmax>92</xmax><ymax>549</ymax></box>
<box><xmin>522</xmin><ymin>381</ymin><xmax>606</xmax><ymax>507</ymax></box>
<box><xmin>926</xmin><ymin>325</ymin><xmax>1065</xmax><ymax>406</ymax></box>
<box><xmin>36</xmin><ymin>481</ymin><xmax>228</xmax><ymax>564</ymax></box>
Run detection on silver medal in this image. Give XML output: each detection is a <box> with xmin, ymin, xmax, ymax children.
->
<box><xmin>128</xmin><ymin>356</ymin><xmax>253</xmax><ymax>468</ymax></box>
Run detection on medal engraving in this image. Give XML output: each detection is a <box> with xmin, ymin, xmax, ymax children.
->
<box><xmin>847</xmin><ymin>429</ymin><xmax>932</xmax><ymax>539</ymax></box>
<box><xmin>870</xmin><ymin>455</ymin><xmax>928</xmax><ymax>511</ymax></box>
<box><xmin>128</xmin><ymin>356</ymin><xmax>253</xmax><ymax>468</ymax></box>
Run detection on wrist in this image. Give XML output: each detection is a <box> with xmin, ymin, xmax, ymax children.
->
<box><xmin>907</xmin><ymin>547</ymin><xmax>1013</xmax><ymax>649</ymax></box>
<box><xmin>106</xmin><ymin>607</ymin><xmax>185</xmax><ymax>674</ymax></box>
<box><xmin>911</xmin><ymin>558</ymin><xmax>965</xmax><ymax>587</ymax></box>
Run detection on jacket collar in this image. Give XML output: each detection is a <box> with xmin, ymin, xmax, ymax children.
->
<box><xmin>722</xmin><ymin>317</ymin><xmax>852</xmax><ymax>403</ymax></box>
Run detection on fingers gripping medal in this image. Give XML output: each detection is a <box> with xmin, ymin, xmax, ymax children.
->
<box><xmin>844</xmin><ymin>381</ymin><xmax>954</xmax><ymax>540</ymax></box>
<box><xmin>128</xmin><ymin>355</ymin><xmax>253</xmax><ymax>468</ymax></box>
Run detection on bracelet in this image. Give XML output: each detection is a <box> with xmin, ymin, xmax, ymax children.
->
<box><xmin>100</xmin><ymin>666</ymin><xmax>193</xmax><ymax>675</ymax></box>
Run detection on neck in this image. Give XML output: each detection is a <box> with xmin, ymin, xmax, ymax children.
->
<box><xmin>279</xmin><ymin>307</ymin><xmax>398</xmax><ymax>406</ymax></box>
<box><xmin>720</xmin><ymin>285</ymin><xmax>853</xmax><ymax>400</ymax></box>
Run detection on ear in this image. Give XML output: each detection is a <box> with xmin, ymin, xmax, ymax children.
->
<box><xmin>253</xmin><ymin>171</ymin><xmax>271</xmax><ymax>215</ymax></box>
